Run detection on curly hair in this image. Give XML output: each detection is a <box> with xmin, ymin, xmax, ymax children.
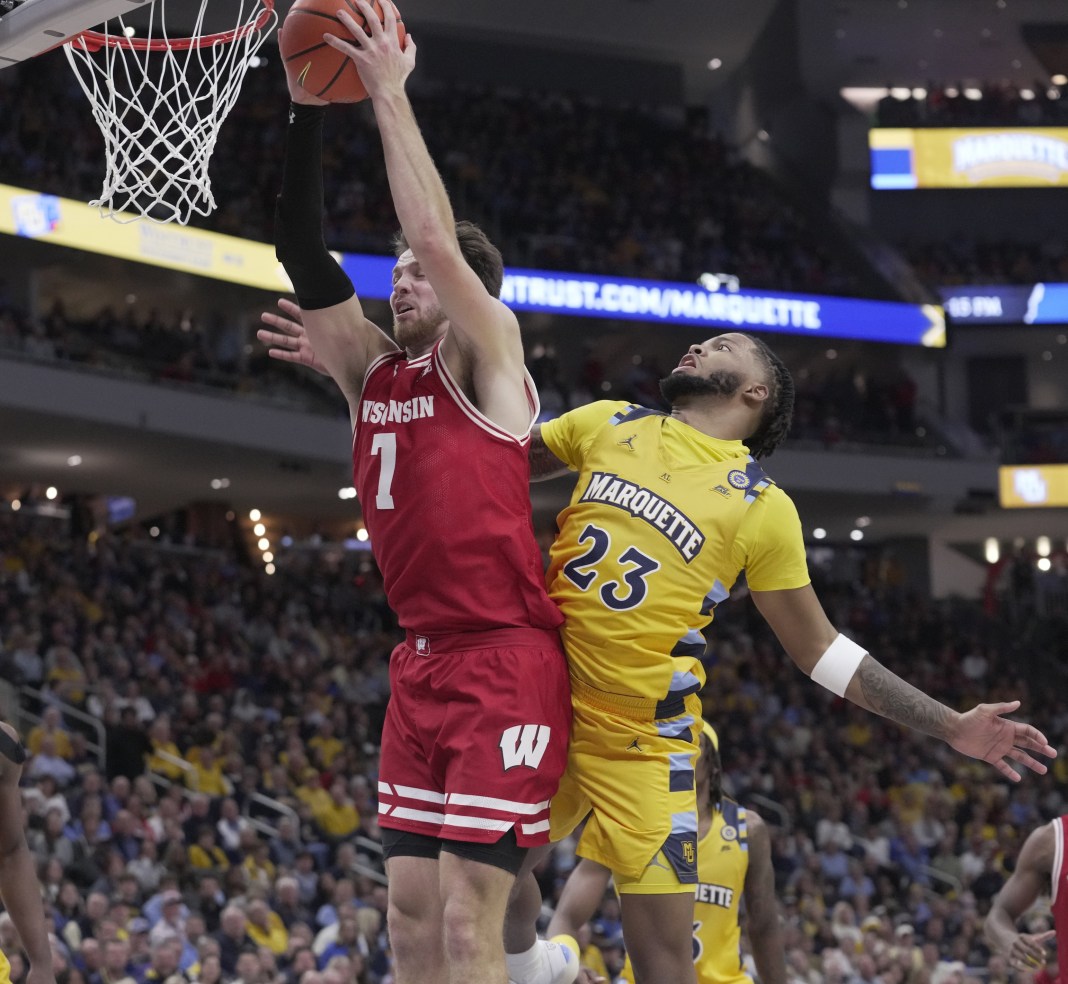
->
<box><xmin>744</xmin><ymin>334</ymin><xmax>795</xmax><ymax>459</ymax></box>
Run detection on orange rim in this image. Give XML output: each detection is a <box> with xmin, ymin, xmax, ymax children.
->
<box><xmin>71</xmin><ymin>0</ymin><xmax>274</xmax><ymax>52</ymax></box>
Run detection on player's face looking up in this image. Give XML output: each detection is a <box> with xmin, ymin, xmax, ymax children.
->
<box><xmin>659</xmin><ymin>332</ymin><xmax>769</xmax><ymax>409</ymax></box>
<box><xmin>390</xmin><ymin>250</ymin><xmax>446</xmax><ymax>350</ymax></box>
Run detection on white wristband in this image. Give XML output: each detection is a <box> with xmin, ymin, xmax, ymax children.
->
<box><xmin>810</xmin><ymin>633</ymin><xmax>868</xmax><ymax>697</ymax></box>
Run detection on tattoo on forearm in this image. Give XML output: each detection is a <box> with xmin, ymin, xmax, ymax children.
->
<box><xmin>529</xmin><ymin>431</ymin><xmax>567</xmax><ymax>479</ymax></box>
<box><xmin>855</xmin><ymin>657</ymin><xmax>953</xmax><ymax>738</ymax></box>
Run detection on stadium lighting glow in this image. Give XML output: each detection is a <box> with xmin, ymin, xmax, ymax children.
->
<box><xmin>1037</xmin><ymin>557</ymin><xmax>1052</xmax><ymax>572</ymax></box>
<box><xmin>813</xmin><ymin>528</ymin><xmax>827</xmax><ymax>540</ymax></box>
<box><xmin>964</xmin><ymin>88</ymin><xmax>983</xmax><ymax>101</ymax></box>
<box><xmin>10</xmin><ymin>499</ymin><xmax>20</xmax><ymax>511</ymax></box>
<box><xmin>249</xmin><ymin>509</ymin><xmax>261</xmax><ymax>521</ymax></box>
<box><xmin>1037</xmin><ymin>536</ymin><xmax>1051</xmax><ymax>557</ymax></box>
<box><xmin>262</xmin><ymin>552</ymin><xmax>274</xmax><ymax>563</ymax></box>
<box><xmin>265</xmin><ymin>563</ymin><xmax>276</xmax><ymax>575</ymax></box>
<box><xmin>356</xmin><ymin>528</ymin><xmax>369</xmax><ymax>542</ymax></box>
<box><xmin>984</xmin><ymin>538</ymin><xmax>999</xmax><ymax>564</ymax></box>
<box><xmin>850</xmin><ymin>529</ymin><xmax>864</xmax><ymax>542</ymax></box>
<box><xmin>45</xmin><ymin>486</ymin><xmax>58</xmax><ymax>500</ymax></box>
<box><xmin>258</xmin><ymin>537</ymin><xmax>270</xmax><ymax>551</ymax></box>
<box><xmin>67</xmin><ymin>455</ymin><xmax>82</xmax><ymax>467</ymax></box>
<box><xmin>150</xmin><ymin>526</ymin><xmax>160</xmax><ymax>537</ymax></box>
<box><xmin>855</xmin><ymin>516</ymin><xmax>872</xmax><ymax>528</ymax></box>
<box><xmin>338</xmin><ymin>487</ymin><xmax>357</xmax><ymax>500</ymax></box>
<box><xmin>253</xmin><ymin>523</ymin><xmax>266</xmax><ymax>537</ymax></box>
<box><xmin>707</xmin><ymin>58</ymin><xmax>722</xmax><ymax>70</ymax></box>
<box><xmin>1054</xmin><ymin>74</ymin><xmax>1068</xmax><ymax>86</ymax></box>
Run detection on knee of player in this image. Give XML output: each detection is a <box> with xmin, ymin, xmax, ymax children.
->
<box><xmin>440</xmin><ymin>903</ymin><xmax>488</xmax><ymax>961</ymax></box>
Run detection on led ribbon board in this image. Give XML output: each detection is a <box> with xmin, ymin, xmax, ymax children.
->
<box><xmin>940</xmin><ymin>284</ymin><xmax>1068</xmax><ymax>325</ymax></box>
<box><xmin>0</xmin><ymin>182</ymin><xmax>944</xmax><ymax>346</ymax></box>
<box><xmin>871</xmin><ymin>127</ymin><xmax>1068</xmax><ymax>189</ymax></box>
<box><xmin>999</xmin><ymin>464</ymin><xmax>1068</xmax><ymax>508</ymax></box>
<box><xmin>340</xmin><ymin>257</ymin><xmax>946</xmax><ymax>347</ymax></box>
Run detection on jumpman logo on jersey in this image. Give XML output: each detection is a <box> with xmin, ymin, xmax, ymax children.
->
<box><xmin>618</xmin><ymin>435</ymin><xmax>637</xmax><ymax>451</ymax></box>
<box><xmin>626</xmin><ymin>737</ymin><xmax>642</xmax><ymax>751</ymax></box>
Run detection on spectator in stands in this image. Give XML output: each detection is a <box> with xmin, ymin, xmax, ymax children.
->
<box><xmin>214</xmin><ymin>905</ymin><xmax>253</xmax><ymax>977</ymax></box>
<box><xmin>105</xmin><ymin>708</ymin><xmax>151</xmax><ymax>782</ymax></box>
<box><xmin>27</xmin><ymin>707</ymin><xmax>74</xmax><ymax>760</ymax></box>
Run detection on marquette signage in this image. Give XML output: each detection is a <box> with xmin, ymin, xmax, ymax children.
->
<box><xmin>339</xmin><ymin>257</ymin><xmax>946</xmax><ymax>347</ymax></box>
<box><xmin>999</xmin><ymin>465</ymin><xmax>1068</xmax><ymax>509</ymax></box>
<box><xmin>1</xmin><ymin>180</ymin><xmax>944</xmax><ymax>347</ymax></box>
<box><xmin>941</xmin><ymin>283</ymin><xmax>1068</xmax><ymax>325</ymax></box>
<box><xmin>870</xmin><ymin>127</ymin><xmax>1068</xmax><ymax>189</ymax></box>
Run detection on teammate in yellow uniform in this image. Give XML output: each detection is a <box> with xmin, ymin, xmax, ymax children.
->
<box><xmin>508</xmin><ymin>332</ymin><xmax>1053</xmax><ymax>984</ymax></box>
<box><xmin>547</xmin><ymin>722</ymin><xmax>784</xmax><ymax>984</ymax></box>
<box><xmin>0</xmin><ymin>721</ymin><xmax>57</xmax><ymax>984</ymax></box>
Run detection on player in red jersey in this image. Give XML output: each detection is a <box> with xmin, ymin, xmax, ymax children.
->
<box><xmin>262</xmin><ymin>5</ymin><xmax>571</xmax><ymax>984</ymax></box>
<box><xmin>985</xmin><ymin>817</ymin><xmax>1062</xmax><ymax>977</ymax></box>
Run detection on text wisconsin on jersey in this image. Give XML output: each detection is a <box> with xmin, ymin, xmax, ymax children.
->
<box><xmin>361</xmin><ymin>396</ymin><xmax>436</xmax><ymax>424</ymax></box>
<box><xmin>579</xmin><ymin>472</ymin><xmax>705</xmax><ymax>562</ymax></box>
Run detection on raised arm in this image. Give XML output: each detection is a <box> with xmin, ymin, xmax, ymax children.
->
<box><xmin>741</xmin><ymin>811</ymin><xmax>786</xmax><ymax>984</ymax></box>
<box><xmin>0</xmin><ymin>723</ymin><xmax>57</xmax><ymax>984</ymax></box>
<box><xmin>274</xmin><ymin>70</ymin><xmax>397</xmax><ymax>418</ymax></box>
<box><xmin>324</xmin><ymin>3</ymin><xmax>529</xmax><ymax>433</ymax></box>
<box><xmin>984</xmin><ymin>822</ymin><xmax>1057</xmax><ymax>969</ymax></box>
<box><xmin>750</xmin><ymin>584</ymin><xmax>1055</xmax><ymax>781</ymax></box>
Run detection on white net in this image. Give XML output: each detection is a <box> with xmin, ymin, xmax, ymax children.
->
<box><xmin>63</xmin><ymin>0</ymin><xmax>277</xmax><ymax>224</ymax></box>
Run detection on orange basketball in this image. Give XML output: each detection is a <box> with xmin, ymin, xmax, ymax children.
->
<box><xmin>278</xmin><ymin>0</ymin><xmax>405</xmax><ymax>103</ymax></box>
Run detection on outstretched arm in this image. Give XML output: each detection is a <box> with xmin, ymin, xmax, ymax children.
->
<box><xmin>742</xmin><ymin>812</ymin><xmax>786</xmax><ymax>984</ymax></box>
<box><xmin>0</xmin><ymin>724</ymin><xmax>56</xmax><ymax>984</ymax></box>
<box><xmin>750</xmin><ymin>584</ymin><xmax>1055</xmax><ymax>781</ymax></box>
<box><xmin>325</xmin><ymin>3</ymin><xmax>528</xmax><ymax>432</ymax></box>
<box><xmin>985</xmin><ymin>823</ymin><xmax>1057</xmax><ymax>969</ymax></box>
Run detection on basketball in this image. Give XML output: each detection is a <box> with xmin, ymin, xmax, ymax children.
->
<box><xmin>279</xmin><ymin>0</ymin><xmax>406</xmax><ymax>103</ymax></box>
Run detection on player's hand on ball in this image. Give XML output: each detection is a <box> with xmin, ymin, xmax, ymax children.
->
<box><xmin>258</xmin><ymin>299</ymin><xmax>331</xmax><ymax>377</ymax></box>
<box><xmin>325</xmin><ymin>0</ymin><xmax>415</xmax><ymax>99</ymax></box>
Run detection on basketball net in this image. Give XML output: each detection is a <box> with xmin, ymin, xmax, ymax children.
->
<box><xmin>63</xmin><ymin>0</ymin><xmax>277</xmax><ymax>224</ymax></box>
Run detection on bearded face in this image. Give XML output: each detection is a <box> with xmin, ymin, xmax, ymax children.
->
<box><xmin>393</xmin><ymin>304</ymin><xmax>447</xmax><ymax>351</ymax></box>
<box><xmin>659</xmin><ymin>368</ymin><xmax>743</xmax><ymax>405</ymax></box>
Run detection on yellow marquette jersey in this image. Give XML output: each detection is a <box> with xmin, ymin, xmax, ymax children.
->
<box><xmin>542</xmin><ymin>402</ymin><xmax>810</xmax><ymax>710</ymax></box>
<box><xmin>0</xmin><ymin>947</ymin><xmax>10</xmax><ymax>983</ymax></box>
<box><xmin>694</xmin><ymin>800</ymin><xmax>750</xmax><ymax>984</ymax></box>
<box><xmin>616</xmin><ymin>799</ymin><xmax>751</xmax><ymax>984</ymax></box>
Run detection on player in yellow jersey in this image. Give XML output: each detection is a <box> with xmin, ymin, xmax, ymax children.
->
<box><xmin>0</xmin><ymin>722</ymin><xmax>57</xmax><ymax>984</ymax></box>
<box><xmin>504</xmin><ymin>331</ymin><xmax>1053</xmax><ymax>984</ymax></box>
<box><xmin>545</xmin><ymin>722</ymin><xmax>784</xmax><ymax>984</ymax></box>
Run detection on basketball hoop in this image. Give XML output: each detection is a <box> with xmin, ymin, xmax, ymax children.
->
<box><xmin>63</xmin><ymin>0</ymin><xmax>277</xmax><ymax>224</ymax></box>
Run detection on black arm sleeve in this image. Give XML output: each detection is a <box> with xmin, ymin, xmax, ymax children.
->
<box><xmin>274</xmin><ymin>103</ymin><xmax>357</xmax><ymax>311</ymax></box>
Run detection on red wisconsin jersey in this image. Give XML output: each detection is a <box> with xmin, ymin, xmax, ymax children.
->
<box><xmin>353</xmin><ymin>339</ymin><xmax>563</xmax><ymax>635</ymax></box>
<box><xmin>1051</xmin><ymin>815</ymin><xmax>1068</xmax><ymax>978</ymax></box>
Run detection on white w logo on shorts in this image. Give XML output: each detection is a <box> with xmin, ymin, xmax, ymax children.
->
<box><xmin>499</xmin><ymin>724</ymin><xmax>551</xmax><ymax>771</ymax></box>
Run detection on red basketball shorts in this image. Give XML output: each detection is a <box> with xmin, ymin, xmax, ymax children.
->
<box><xmin>377</xmin><ymin>627</ymin><xmax>572</xmax><ymax>847</ymax></box>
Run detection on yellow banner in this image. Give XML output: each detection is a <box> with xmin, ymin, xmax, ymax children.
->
<box><xmin>0</xmin><ymin>182</ymin><xmax>292</xmax><ymax>292</ymax></box>
<box><xmin>872</xmin><ymin>127</ymin><xmax>1068</xmax><ymax>188</ymax></box>
<box><xmin>999</xmin><ymin>464</ymin><xmax>1068</xmax><ymax>508</ymax></box>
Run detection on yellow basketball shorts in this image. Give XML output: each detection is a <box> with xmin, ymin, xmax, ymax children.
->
<box><xmin>549</xmin><ymin>682</ymin><xmax>701</xmax><ymax>893</ymax></box>
<box><xmin>0</xmin><ymin>948</ymin><xmax>11</xmax><ymax>984</ymax></box>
